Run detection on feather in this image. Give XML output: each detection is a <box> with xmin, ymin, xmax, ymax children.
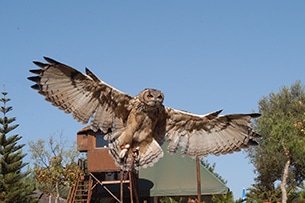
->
<box><xmin>28</xmin><ymin>56</ymin><xmax>132</xmax><ymax>129</ymax></box>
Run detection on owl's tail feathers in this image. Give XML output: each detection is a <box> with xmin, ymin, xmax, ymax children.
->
<box><xmin>108</xmin><ymin>137</ymin><xmax>164</xmax><ymax>170</ymax></box>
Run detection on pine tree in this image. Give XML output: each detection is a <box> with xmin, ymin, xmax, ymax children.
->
<box><xmin>0</xmin><ymin>91</ymin><xmax>37</xmax><ymax>203</ymax></box>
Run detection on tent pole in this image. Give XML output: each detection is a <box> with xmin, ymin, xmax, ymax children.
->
<box><xmin>196</xmin><ymin>155</ymin><xmax>201</xmax><ymax>202</ymax></box>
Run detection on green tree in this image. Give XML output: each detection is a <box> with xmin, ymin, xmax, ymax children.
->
<box><xmin>0</xmin><ymin>91</ymin><xmax>37</xmax><ymax>203</ymax></box>
<box><xmin>248</xmin><ymin>81</ymin><xmax>305</xmax><ymax>203</ymax></box>
<box><xmin>211</xmin><ymin>192</ymin><xmax>234</xmax><ymax>203</ymax></box>
<box><xmin>201</xmin><ymin>159</ymin><xmax>235</xmax><ymax>203</ymax></box>
<box><xmin>29</xmin><ymin>134</ymin><xmax>80</xmax><ymax>202</ymax></box>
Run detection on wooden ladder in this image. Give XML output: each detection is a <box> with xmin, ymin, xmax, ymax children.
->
<box><xmin>66</xmin><ymin>175</ymin><xmax>92</xmax><ymax>203</ymax></box>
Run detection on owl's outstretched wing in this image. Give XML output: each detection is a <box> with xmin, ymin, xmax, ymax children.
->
<box><xmin>28</xmin><ymin>57</ymin><xmax>132</xmax><ymax>133</ymax></box>
<box><xmin>164</xmin><ymin>108</ymin><xmax>260</xmax><ymax>157</ymax></box>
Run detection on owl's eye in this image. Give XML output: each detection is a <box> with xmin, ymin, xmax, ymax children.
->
<box><xmin>157</xmin><ymin>95</ymin><xmax>163</xmax><ymax>99</ymax></box>
<box><xmin>147</xmin><ymin>94</ymin><xmax>153</xmax><ymax>99</ymax></box>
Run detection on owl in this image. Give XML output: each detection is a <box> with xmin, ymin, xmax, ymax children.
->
<box><xmin>28</xmin><ymin>57</ymin><xmax>261</xmax><ymax>170</ymax></box>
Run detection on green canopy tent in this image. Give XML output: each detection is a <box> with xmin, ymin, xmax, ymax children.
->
<box><xmin>138</xmin><ymin>145</ymin><xmax>229</xmax><ymax>200</ymax></box>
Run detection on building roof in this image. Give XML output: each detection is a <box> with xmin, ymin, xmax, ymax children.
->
<box><xmin>139</xmin><ymin>145</ymin><xmax>229</xmax><ymax>197</ymax></box>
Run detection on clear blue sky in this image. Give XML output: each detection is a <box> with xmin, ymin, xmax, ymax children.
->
<box><xmin>1</xmin><ymin>1</ymin><xmax>304</xmax><ymax>200</ymax></box>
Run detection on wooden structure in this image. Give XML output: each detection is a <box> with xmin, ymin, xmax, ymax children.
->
<box><xmin>66</xmin><ymin>127</ymin><xmax>139</xmax><ymax>203</ymax></box>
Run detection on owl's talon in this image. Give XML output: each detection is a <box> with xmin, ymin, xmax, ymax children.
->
<box><xmin>133</xmin><ymin>146</ymin><xmax>140</xmax><ymax>153</ymax></box>
<box><xmin>119</xmin><ymin>149</ymin><xmax>128</xmax><ymax>158</ymax></box>
<box><xmin>119</xmin><ymin>144</ymin><xmax>130</xmax><ymax>158</ymax></box>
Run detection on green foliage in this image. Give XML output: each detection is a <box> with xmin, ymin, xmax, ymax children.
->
<box><xmin>160</xmin><ymin>196</ymin><xmax>186</xmax><ymax>203</ymax></box>
<box><xmin>247</xmin><ymin>183</ymin><xmax>281</xmax><ymax>202</ymax></box>
<box><xmin>200</xmin><ymin>159</ymin><xmax>227</xmax><ymax>184</ymax></box>
<box><xmin>29</xmin><ymin>134</ymin><xmax>80</xmax><ymax>199</ymax></box>
<box><xmin>0</xmin><ymin>91</ymin><xmax>37</xmax><ymax>203</ymax></box>
<box><xmin>211</xmin><ymin>192</ymin><xmax>234</xmax><ymax>203</ymax></box>
<box><xmin>248</xmin><ymin>81</ymin><xmax>305</xmax><ymax>202</ymax></box>
<box><xmin>201</xmin><ymin>159</ymin><xmax>236</xmax><ymax>202</ymax></box>
<box><xmin>29</xmin><ymin>133</ymin><xmax>79</xmax><ymax>168</ymax></box>
<box><xmin>294</xmin><ymin>184</ymin><xmax>305</xmax><ymax>203</ymax></box>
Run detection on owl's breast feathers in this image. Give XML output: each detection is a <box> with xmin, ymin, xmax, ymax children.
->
<box><xmin>107</xmin><ymin>98</ymin><xmax>167</xmax><ymax>169</ymax></box>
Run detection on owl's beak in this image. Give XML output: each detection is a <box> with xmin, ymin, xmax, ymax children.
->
<box><xmin>153</xmin><ymin>98</ymin><xmax>159</xmax><ymax>103</ymax></box>
<box><xmin>148</xmin><ymin>98</ymin><xmax>160</xmax><ymax>106</ymax></box>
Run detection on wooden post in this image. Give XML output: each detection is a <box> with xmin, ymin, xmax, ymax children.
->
<box><xmin>120</xmin><ymin>169</ymin><xmax>124</xmax><ymax>203</ymax></box>
<box><xmin>87</xmin><ymin>175</ymin><xmax>93</xmax><ymax>203</ymax></box>
<box><xmin>196</xmin><ymin>155</ymin><xmax>201</xmax><ymax>203</ymax></box>
<box><xmin>129</xmin><ymin>171</ymin><xmax>134</xmax><ymax>203</ymax></box>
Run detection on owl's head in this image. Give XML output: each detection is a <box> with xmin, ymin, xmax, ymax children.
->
<box><xmin>138</xmin><ymin>88</ymin><xmax>164</xmax><ymax>106</ymax></box>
